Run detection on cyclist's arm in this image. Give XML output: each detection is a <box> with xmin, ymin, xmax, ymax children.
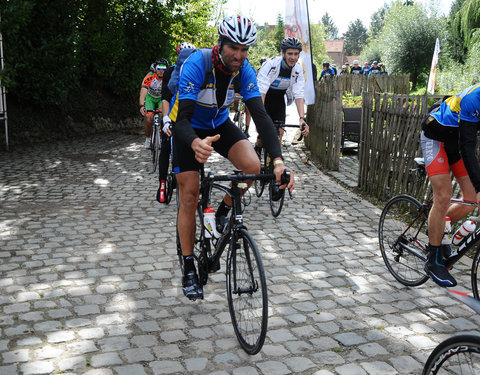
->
<box><xmin>172</xmin><ymin>99</ymin><xmax>197</xmax><ymax>146</ymax></box>
<box><xmin>161</xmin><ymin>67</ymin><xmax>174</xmax><ymax>105</ymax></box>
<box><xmin>139</xmin><ymin>87</ymin><xmax>147</xmax><ymax>115</ymax></box>
<box><xmin>459</xmin><ymin>120</ymin><xmax>480</xmax><ymax>192</ymax></box>
<box><xmin>245</xmin><ymin>96</ymin><xmax>282</xmax><ymax>159</ymax></box>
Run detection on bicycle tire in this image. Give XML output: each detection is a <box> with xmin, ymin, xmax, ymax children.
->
<box><xmin>422</xmin><ymin>334</ymin><xmax>480</xmax><ymax>374</ymax></box>
<box><xmin>226</xmin><ymin>228</ymin><xmax>268</xmax><ymax>355</ymax></box>
<box><xmin>165</xmin><ymin>173</ymin><xmax>174</xmax><ymax>205</ymax></box>
<box><xmin>378</xmin><ymin>194</ymin><xmax>429</xmax><ymax>286</ymax></box>
<box><xmin>471</xmin><ymin>246</ymin><xmax>480</xmax><ymax>300</ymax></box>
<box><xmin>268</xmin><ymin>181</ymin><xmax>285</xmax><ymax>217</ymax></box>
<box><xmin>152</xmin><ymin>125</ymin><xmax>161</xmax><ymax>173</ymax></box>
<box><xmin>254</xmin><ymin>147</ymin><xmax>267</xmax><ymax>197</ymax></box>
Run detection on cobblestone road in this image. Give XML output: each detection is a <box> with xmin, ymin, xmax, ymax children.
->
<box><xmin>0</xmin><ymin>127</ymin><xmax>478</xmax><ymax>375</ymax></box>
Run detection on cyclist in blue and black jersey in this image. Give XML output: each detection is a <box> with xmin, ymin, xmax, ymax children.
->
<box><xmin>320</xmin><ymin>62</ymin><xmax>336</xmax><ymax>79</ymax></box>
<box><xmin>370</xmin><ymin>61</ymin><xmax>382</xmax><ymax>75</ymax></box>
<box><xmin>170</xmin><ymin>15</ymin><xmax>295</xmax><ymax>300</ymax></box>
<box><xmin>362</xmin><ymin>61</ymin><xmax>371</xmax><ymax>75</ymax></box>
<box><xmin>421</xmin><ymin>84</ymin><xmax>480</xmax><ymax>287</ymax></box>
<box><xmin>155</xmin><ymin>42</ymin><xmax>196</xmax><ymax>203</ymax></box>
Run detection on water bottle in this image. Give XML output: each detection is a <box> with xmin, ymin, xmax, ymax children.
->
<box><xmin>452</xmin><ymin>220</ymin><xmax>476</xmax><ymax>245</ymax></box>
<box><xmin>203</xmin><ymin>206</ymin><xmax>216</xmax><ymax>238</ymax></box>
<box><xmin>441</xmin><ymin>216</ymin><xmax>452</xmax><ymax>245</ymax></box>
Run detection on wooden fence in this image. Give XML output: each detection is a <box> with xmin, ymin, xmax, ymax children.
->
<box><xmin>306</xmin><ymin>74</ymin><xmax>410</xmax><ymax>171</ymax></box>
<box><xmin>358</xmin><ymin>93</ymin><xmax>431</xmax><ymax>201</ymax></box>
<box><xmin>335</xmin><ymin>74</ymin><xmax>410</xmax><ymax>96</ymax></box>
<box><xmin>305</xmin><ymin>80</ymin><xmax>342</xmax><ymax>170</ymax></box>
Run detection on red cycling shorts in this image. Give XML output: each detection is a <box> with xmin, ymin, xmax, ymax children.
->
<box><xmin>421</xmin><ymin>132</ymin><xmax>468</xmax><ymax>178</ymax></box>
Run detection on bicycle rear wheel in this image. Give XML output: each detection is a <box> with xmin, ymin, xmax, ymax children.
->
<box><xmin>423</xmin><ymin>335</ymin><xmax>480</xmax><ymax>374</ymax></box>
<box><xmin>226</xmin><ymin>228</ymin><xmax>268</xmax><ymax>355</ymax></box>
<box><xmin>268</xmin><ymin>181</ymin><xmax>285</xmax><ymax>217</ymax></box>
<box><xmin>254</xmin><ymin>147</ymin><xmax>267</xmax><ymax>197</ymax></box>
<box><xmin>378</xmin><ymin>194</ymin><xmax>429</xmax><ymax>286</ymax></box>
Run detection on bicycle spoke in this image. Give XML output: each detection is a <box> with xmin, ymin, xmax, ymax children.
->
<box><xmin>379</xmin><ymin>195</ymin><xmax>429</xmax><ymax>286</ymax></box>
<box><xmin>227</xmin><ymin>229</ymin><xmax>267</xmax><ymax>355</ymax></box>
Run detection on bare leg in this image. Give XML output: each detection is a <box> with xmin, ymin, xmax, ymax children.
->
<box><xmin>446</xmin><ymin>175</ymin><xmax>476</xmax><ymax>223</ymax></box>
<box><xmin>144</xmin><ymin>113</ymin><xmax>153</xmax><ymax>138</ymax></box>
<box><xmin>176</xmin><ymin>171</ymin><xmax>200</xmax><ymax>256</ymax></box>
<box><xmin>428</xmin><ymin>174</ymin><xmax>452</xmax><ymax>246</ymax></box>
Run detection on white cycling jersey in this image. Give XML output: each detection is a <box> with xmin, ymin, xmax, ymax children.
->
<box><xmin>256</xmin><ymin>56</ymin><xmax>304</xmax><ymax>100</ymax></box>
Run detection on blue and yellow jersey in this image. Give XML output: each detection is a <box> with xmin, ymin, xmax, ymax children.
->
<box><xmin>432</xmin><ymin>84</ymin><xmax>480</xmax><ymax>126</ymax></box>
<box><xmin>170</xmin><ymin>50</ymin><xmax>261</xmax><ymax>129</ymax></box>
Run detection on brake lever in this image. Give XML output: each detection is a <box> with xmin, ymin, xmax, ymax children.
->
<box><xmin>280</xmin><ymin>168</ymin><xmax>293</xmax><ymax>199</ymax></box>
<box><xmin>296</xmin><ymin>122</ymin><xmax>306</xmax><ymax>142</ymax></box>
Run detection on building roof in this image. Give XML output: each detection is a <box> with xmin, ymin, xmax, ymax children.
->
<box><xmin>324</xmin><ymin>39</ymin><xmax>344</xmax><ymax>53</ymax></box>
<box><xmin>344</xmin><ymin>56</ymin><xmax>361</xmax><ymax>65</ymax></box>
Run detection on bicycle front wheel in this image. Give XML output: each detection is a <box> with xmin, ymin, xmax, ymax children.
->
<box><xmin>254</xmin><ymin>147</ymin><xmax>267</xmax><ymax>197</ymax></box>
<box><xmin>471</xmin><ymin>246</ymin><xmax>480</xmax><ymax>300</ymax></box>
<box><xmin>423</xmin><ymin>335</ymin><xmax>480</xmax><ymax>374</ymax></box>
<box><xmin>165</xmin><ymin>173</ymin><xmax>174</xmax><ymax>205</ymax></box>
<box><xmin>152</xmin><ymin>125</ymin><xmax>161</xmax><ymax>173</ymax></box>
<box><xmin>378</xmin><ymin>194</ymin><xmax>429</xmax><ymax>286</ymax></box>
<box><xmin>269</xmin><ymin>181</ymin><xmax>285</xmax><ymax>217</ymax></box>
<box><xmin>226</xmin><ymin>228</ymin><xmax>268</xmax><ymax>355</ymax></box>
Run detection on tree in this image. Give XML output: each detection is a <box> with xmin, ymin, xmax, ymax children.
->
<box><xmin>0</xmin><ymin>0</ymin><xmax>217</xmax><ymax>107</ymax></box>
<box><xmin>369</xmin><ymin>4</ymin><xmax>390</xmax><ymax>37</ymax></box>
<box><xmin>310</xmin><ymin>23</ymin><xmax>329</xmax><ymax>71</ymax></box>
<box><xmin>321</xmin><ymin>12</ymin><xmax>338</xmax><ymax>40</ymax></box>
<box><xmin>343</xmin><ymin>19</ymin><xmax>368</xmax><ymax>55</ymax></box>
<box><xmin>0</xmin><ymin>0</ymin><xmax>82</xmax><ymax>106</ymax></box>
<box><xmin>273</xmin><ymin>13</ymin><xmax>285</xmax><ymax>52</ymax></box>
<box><xmin>453</xmin><ymin>0</ymin><xmax>480</xmax><ymax>46</ymax></box>
<box><xmin>375</xmin><ymin>1</ymin><xmax>447</xmax><ymax>89</ymax></box>
<box><xmin>446</xmin><ymin>0</ymin><xmax>468</xmax><ymax>64</ymax></box>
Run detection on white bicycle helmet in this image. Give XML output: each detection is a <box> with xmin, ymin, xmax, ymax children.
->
<box><xmin>176</xmin><ymin>42</ymin><xmax>196</xmax><ymax>55</ymax></box>
<box><xmin>218</xmin><ymin>15</ymin><xmax>257</xmax><ymax>46</ymax></box>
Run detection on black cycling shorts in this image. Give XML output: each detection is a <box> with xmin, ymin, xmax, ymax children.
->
<box><xmin>173</xmin><ymin>118</ymin><xmax>247</xmax><ymax>173</ymax></box>
<box><xmin>264</xmin><ymin>89</ymin><xmax>287</xmax><ymax>124</ymax></box>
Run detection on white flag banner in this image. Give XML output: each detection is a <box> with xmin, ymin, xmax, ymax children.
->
<box><xmin>427</xmin><ymin>38</ymin><xmax>440</xmax><ymax>95</ymax></box>
<box><xmin>284</xmin><ymin>0</ymin><xmax>315</xmax><ymax>105</ymax></box>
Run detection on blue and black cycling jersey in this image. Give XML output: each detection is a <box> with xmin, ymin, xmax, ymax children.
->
<box><xmin>175</xmin><ymin>50</ymin><xmax>260</xmax><ymax>129</ymax></box>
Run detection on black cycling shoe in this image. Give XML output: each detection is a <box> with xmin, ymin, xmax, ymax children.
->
<box><xmin>271</xmin><ymin>184</ymin><xmax>284</xmax><ymax>201</ymax></box>
<box><xmin>215</xmin><ymin>214</ymin><xmax>228</xmax><ymax>234</ymax></box>
<box><xmin>424</xmin><ymin>245</ymin><xmax>457</xmax><ymax>287</ymax></box>
<box><xmin>182</xmin><ymin>270</ymin><xmax>203</xmax><ymax>300</ymax></box>
<box><xmin>442</xmin><ymin>244</ymin><xmax>455</xmax><ymax>260</ymax></box>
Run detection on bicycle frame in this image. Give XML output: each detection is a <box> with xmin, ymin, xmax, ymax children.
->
<box><xmin>391</xmin><ymin>197</ymin><xmax>479</xmax><ymax>266</ymax></box>
<box><xmin>199</xmin><ymin>171</ymin><xmax>275</xmax><ymax>270</ymax></box>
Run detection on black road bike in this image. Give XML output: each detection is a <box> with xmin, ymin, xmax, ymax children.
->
<box><xmin>150</xmin><ymin>108</ymin><xmax>162</xmax><ymax>173</ymax></box>
<box><xmin>378</xmin><ymin>160</ymin><xmax>480</xmax><ymax>298</ymax></box>
<box><xmin>176</xmin><ymin>167</ymin><xmax>290</xmax><ymax>354</ymax></box>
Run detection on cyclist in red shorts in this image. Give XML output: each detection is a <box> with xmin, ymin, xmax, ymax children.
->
<box><xmin>421</xmin><ymin>85</ymin><xmax>480</xmax><ymax>287</ymax></box>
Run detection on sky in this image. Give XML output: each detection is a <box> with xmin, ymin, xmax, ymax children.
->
<box><xmin>221</xmin><ymin>0</ymin><xmax>455</xmax><ymax>35</ymax></box>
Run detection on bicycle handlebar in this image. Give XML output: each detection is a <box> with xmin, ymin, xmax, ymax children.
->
<box><xmin>207</xmin><ymin>168</ymin><xmax>290</xmax><ymax>184</ymax></box>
